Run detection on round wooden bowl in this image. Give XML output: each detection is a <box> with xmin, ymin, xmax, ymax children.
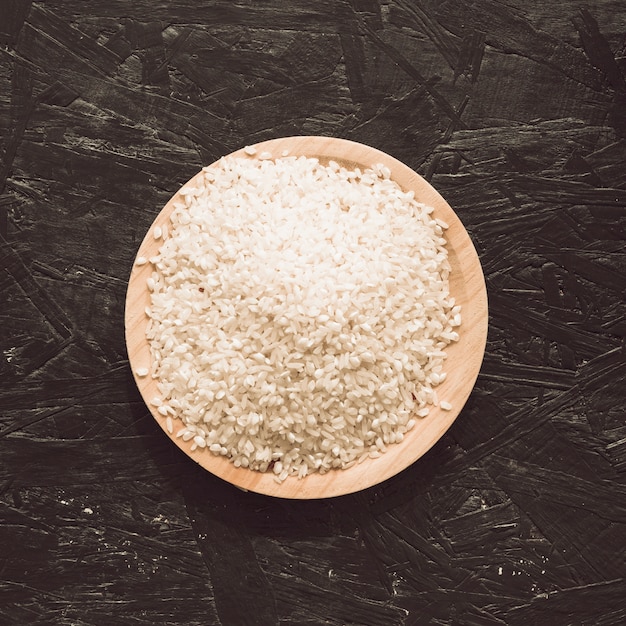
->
<box><xmin>125</xmin><ymin>136</ymin><xmax>488</xmax><ymax>499</ymax></box>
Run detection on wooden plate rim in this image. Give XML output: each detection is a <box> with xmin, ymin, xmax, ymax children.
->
<box><xmin>125</xmin><ymin>136</ymin><xmax>488</xmax><ymax>499</ymax></box>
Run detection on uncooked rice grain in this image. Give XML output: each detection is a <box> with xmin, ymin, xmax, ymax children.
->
<box><xmin>145</xmin><ymin>151</ymin><xmax>460</xmax><ymax>481</ymax></box>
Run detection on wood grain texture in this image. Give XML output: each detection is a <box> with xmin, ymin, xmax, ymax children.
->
<box><xmin>125</xmin><ymin>136</ymin><xmax>488</xmax><ymax>498</ymax></box>
<box><xmin>1</xmin><ymin>0</ymin><xmax>625</xmax><ymax>624</ymax></box>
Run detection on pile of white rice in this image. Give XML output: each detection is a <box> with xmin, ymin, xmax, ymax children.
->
<box><xmin>140</xmin><ymin>148</ymin><xmax>461</xmax><ymax>482</ymax></box>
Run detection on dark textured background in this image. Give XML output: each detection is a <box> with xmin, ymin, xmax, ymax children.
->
<box><xmin>1</xmin><ymin>1</ymin><xmax>625</xmax><ymax>624</ymax></box>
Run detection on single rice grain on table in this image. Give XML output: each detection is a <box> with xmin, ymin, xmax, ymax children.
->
<box><xmin>144</xmin><ymin>151</ymin><xmax>461</xmax><ymax>482</ymax></box>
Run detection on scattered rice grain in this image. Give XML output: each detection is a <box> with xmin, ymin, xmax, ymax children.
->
<box><xmin>145</xmin><ymin>152</ymin><xmax>460</xmax><ymax>481</ymax></box>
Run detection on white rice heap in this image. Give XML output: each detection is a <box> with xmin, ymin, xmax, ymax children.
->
<box><xmin>143</xmin><ymin>150</ymin><xmax>461</xmax><ymax>482</ymax></box>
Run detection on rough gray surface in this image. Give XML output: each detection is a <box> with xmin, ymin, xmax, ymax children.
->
<box><xmin>1</xmin><ymin>1</ymin><xmax>625</xmax><ymax>624</ymax></box>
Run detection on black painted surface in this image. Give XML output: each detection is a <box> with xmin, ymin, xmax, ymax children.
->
<box><xmin>1</xmin><ymin>2</ymin><xmax>625</xmax><ymax>624</ymax></box>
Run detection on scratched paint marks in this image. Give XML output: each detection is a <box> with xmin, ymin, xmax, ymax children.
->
<box><xmin>483</xmin><ymin>457</ymin><xmax>626</xmax><ymax>579</ymax></box>
<box><xmin>573</xmin><ymin>8</ymin><xmax>626</xmax><ymax>138</ymax></box>
<box><xmin>0</xmin><ymin>1</ymin><xmax>31</xmax><ymax>47</ymax></box>
<box><xmin>342</xmin><ymin>0</ymin><xmax>488</xmax><ymax>173</ymax></box>
<box><xmin>14</xmin><ymin>5</ymin><xmax>230</xmax><ymax>156</ymax></box>
<box><xmin>1</xmin><ymin>1</ymin><xmax>626</xmax><ymax>624</ymax></box>
<box><xmin>507</xmin><ymin>578</ymin><xmax>626</xmax><ymax>625</ymax></box>
<box><xmin>1</xmin><ymin>4</ymin><xmax>197</xmax><ymax>451</ymax></box>
<box><xmin>4</xmin><ymin>3</ymin><xmax>212</xmax><ymax>377</ymax></box>
<box><xmin>2</xmin><ymin>6</ymin><xmax>239</xmax><ymax>623</ymax></box>
<box><xmin>0</xmin><ymin>240</ymin><xmax>72</xmax><ymax>382</ymax></box>
<box><xmin>0</xmin><ymin>480</ymin><xmax>219</xmax><ymax>624</ymax></box>
<box><xmin>429</xmin><ymin>0</ymin><xmax>601</xmax><ymax>88</ymax></box>
<box><xmin>40</xmin><ymin>1</ymin><xmax>370</xmax><ymax>33</ymax></box>
<box><xmin>180</xmin><ymin>469</ymin><xmax>410</xmax><ymax>626</ymax></box>
<box><xmin>124</xmin><ymin>20</ymin><xmax>171</xmax><ymax>91</ymax></box>
<box><xmin>390</xmin><ymin>0</ymin><xmax>486</xmax><ymax>85</ymax></box>
<box><xmin>432</xmin><ymin>96</ymin><xmax>626</xmax><ymax>608</ymax></box>
<box><xmin>231</xmin><ymin>32</ymin><xmax>350</xmax><ymax>140</ymax></box>
<box><xmin>333</xmin><ymin>464</ymin><xmax>571</xmax><ymax>622</ymax></box>
<box><xmin>335</xmin><ymin>9</ymin><xmax>473</xmax><ymax>170</ymax></box>
<box><xmin>577</xmin><ymin>349</ymin><xmax>626</xmax><ymax>471</ymax></box>
<box><xmin>387</xmin><ymin>3</ymin><xmax>626</xmax><ymax>622</ymax></box>
<box><xmin>387</xmin><ymin>0</ymin><xmax>618</xmax><ymax>133</ymax></box>
<box><xmin>182</xmin><ymin>478</ymin><xmax>280</xmax><ymax>626</ymax></box>
<box><xmin>344</xmin><ymin>434</ymin><xmax>623</xmax><ymax>622</ymax></box>
<box><xmin>431</xmin><ymin>115</ymin><xmax>624</xmax><ymax>377</ymax></box>
<box><xmin>338</xmin><ymin>31</ymin><xmax>453</xmax><ymax>167</ymax></box>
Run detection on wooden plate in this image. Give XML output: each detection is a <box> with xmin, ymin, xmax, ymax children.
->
<box><xmin>125</xmin><ymin>136</ymin><xmax>488</xmax><ymax>499</ymax></box>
